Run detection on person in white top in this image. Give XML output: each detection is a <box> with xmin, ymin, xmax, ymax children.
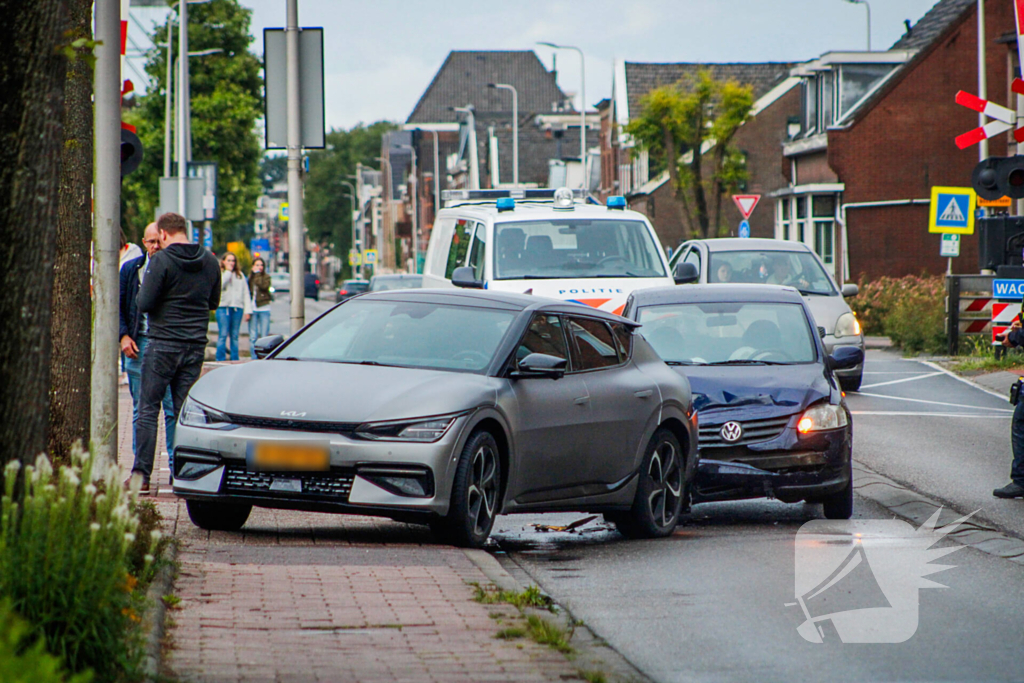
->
<box><xmin>215</xmin><ymin>252</ymin><xmax>252</xmax><ymax>361</ymax></box>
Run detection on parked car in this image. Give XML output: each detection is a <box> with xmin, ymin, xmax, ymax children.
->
<box><xmin>623</xmin><ymin>284</ymin><xmax>862</xmax><ymax>519</ymax></box>
<box><xmin>422</xmin><ymin>188</ymin><xmax>677</xmax><ymax>316</ymax></box>
<box><xmin>303</xmin><ymin>273</ymin><xmax>321</xmax><ymax>301</ymax></box>
<box><xmin>336</xmin><ymin>279</ymin><xmax>370</xmax><ymax>302</ymax></box>
<box><xmin>172</xmin><ymin>289</ymin><xmax>698</xmax><ymax>547</ymax></box>
<box><xmin>668</xmin><ymin>238</ymin><xmax>864</xmax><ymax>391</ymax></box>
<box><xmin>269</xmin><ymin>272</ymin><xmax>290</xmax><ymax>294</ymax></box>
<box><xmin>369</xmin><ymin>274</ymin><xmax>423</xmax><ymax>292</ymax></box>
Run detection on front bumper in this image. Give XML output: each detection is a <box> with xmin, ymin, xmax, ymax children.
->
<box><xmin>693</xmin><ymin>417</ymin><xmax>851</xmax><ymax>504</ymax></box>
<box><xmin>171</xmin><ymin>417</ymin><xmax>468</xmax><ymax>518</ymax></box>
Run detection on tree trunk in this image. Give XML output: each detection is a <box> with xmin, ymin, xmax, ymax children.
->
<box><xmin>689</xmin><ymin>110</ymin><xmax>710</xmax><ymax>238</ymax></box>
<box><xmin>0</xmin><ymin>0</ymin><xmax>68</xmax><ymax>471</ymax></box>
<box><xmin>48</xmin><ymin>0</ymin><xmax>93</xmax><ymax>466</ymax></box>
<box><xmin>711</xmin><ymin>146</ymin><xmax>726</xmax><ymax>238</ymax></box>
<box><xmin>663</xmin><ymin>127</ymin><xmax>692</xmax><ymax>241</ymax></box>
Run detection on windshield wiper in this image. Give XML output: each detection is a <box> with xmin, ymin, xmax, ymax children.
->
<box><xmin>797</xmin><ymin>289</ymin><xmax>830</xmax><ymax>296</ymax></box>
<box><xmin>275</xmin><ymin>356</ymin><xmax>302</xmax><ymax>361</ymax></box>
<box><xmin>664</xmin><ymin>360</ymin><xmax>704</xmax><ymax>366</ymax></box>
<box><xmin>706</xmin><ymin>359</ymin><xmax>787</xmax><ymax>366</ymax></box>
<box><xmin>591</xmin><ymin>272</ymin><xmax>643</xmax><ymax>278</ymax></box>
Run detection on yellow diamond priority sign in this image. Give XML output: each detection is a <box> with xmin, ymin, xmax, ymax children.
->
<box><xmin>929</xmin><ymin>186</ymin><xmax>976</xmax><ymax>234</ymax></box>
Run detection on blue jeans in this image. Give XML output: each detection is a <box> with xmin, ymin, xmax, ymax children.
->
<box><xmin>249</xmin><ymin>309</ymin><xmax>271</xmax><ymax>355</ymax></box>
<box><xmin>1012</xmin><ymin>400</ymin><xmax>1024</xmax><ymax>486</ymax></box>
<box><xmin>216</xmin><ymin>306</ymin><xmax>244</xmax><ymax>361</ymax></box>
<box><xmin>126</xmin><ymin>335</ymin><xmax>176</xmax><ymax>471</ymax></box>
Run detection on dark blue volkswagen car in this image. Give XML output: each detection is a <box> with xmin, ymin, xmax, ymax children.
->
<box><xmin>622</xmin><ymin>284</ymin><xmax>862</xmax><ymax>519</ymax></box>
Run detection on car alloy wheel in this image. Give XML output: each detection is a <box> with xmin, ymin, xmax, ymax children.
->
<box><xmin>432</xmin><ymin>430</ymin><xmax>501</xmax><ymax>548</ymax></box>
<box><xmin>647</xmin><ymin>437</ymin><xmax>683</xmax><ymax>529</ymax></box>
<box><xmin>616</xmin><ymin>428</ymin><xmax>685</xmax><ymax>539</ymax></box>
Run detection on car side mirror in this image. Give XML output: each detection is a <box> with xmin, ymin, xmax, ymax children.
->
<box><xmin>451</xmin><ymin>266</ymin><xmax>483</xmax><ymax>289</ymax></box>
<box><xmin>829</xmin><ymin>346</ymin><xmax>864</xmax><ymax>371</ymax></box>
<box><xmin>841</xmin><ymin>283</ymin><xmax>859</xmax><ymax>298</ymax></box>
<box><xmin>254</xmin><ymin>334</ymin><xmax>284</xmax><ymax>360</ymax></box>
<box><xmin>817</xmin><ymin>326</ymin><xmax>827</xmax><ymax>339</ymax></box>
<box><xmin>673</xmin><ymin>261</ymin><xmax>699</xmax><ymax>284</ymax></box>
<box><xmin>512</xmin><ymin>353</ymin><xmax>567</xmax><ymax>379</ymax></box>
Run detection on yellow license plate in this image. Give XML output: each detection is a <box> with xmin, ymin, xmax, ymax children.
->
<box><xmin>253</xmin><ymin>443</ymin><xmax>330</xmax><ymax>472</ymax></box>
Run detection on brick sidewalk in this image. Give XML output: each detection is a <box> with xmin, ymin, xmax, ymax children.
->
<box><xmin>116</xmin><ymin>386</ymin><xmax>583</xmax><ymax>683</ymax></box>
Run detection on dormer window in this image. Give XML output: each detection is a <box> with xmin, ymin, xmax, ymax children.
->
<box><xmin>796</xmin><ymin>53</ymin><xmax>909</xmax><ymax>136</ymax></box>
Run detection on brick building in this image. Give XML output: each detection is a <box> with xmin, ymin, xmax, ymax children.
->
<box><xmin>781</xmin><ymin>0</ymin><xmax>1014</xmax><ymax>282</ymax></box>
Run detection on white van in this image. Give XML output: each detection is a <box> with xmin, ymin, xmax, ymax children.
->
<box><xmin>422</xmin><ymin>189</ymin><xmax>678</xmax><ymax>316</ymax></box>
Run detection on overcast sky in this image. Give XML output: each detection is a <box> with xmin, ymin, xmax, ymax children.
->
<box><xmin>128</xmin><ymin>0</ymin><xmax>943</xmax><ymax>131</ymax></box>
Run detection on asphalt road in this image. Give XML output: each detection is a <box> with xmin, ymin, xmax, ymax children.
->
<box><xmin>490</xmin><ymin>349</ymin><xmax>1024</xmax><ymax>683</ymax></box>
<box><xmin>267</xmin><ymin>289</ymin><xmax>334</xmax><ymax>337</ymax></box>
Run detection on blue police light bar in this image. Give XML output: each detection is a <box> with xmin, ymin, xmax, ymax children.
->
<box><xmin>607</xmin><ymin>195</ymin><xmax>626</xmax><ymax>210</ymax></box>
<box><xmin>440</xmin><ymin>188</ymin><xmax>588</xmax><ymax>206</ymax></box>
<box><xmin>496</xmin><ymin>197</ymin><xmax>515</xmax><ymax>212</ymax></box>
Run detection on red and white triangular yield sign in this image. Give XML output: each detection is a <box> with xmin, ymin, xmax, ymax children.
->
<box><xmin>732</xmin><ymin>194</ymin><xmax>760</xmax><ymax>219</ymax></box>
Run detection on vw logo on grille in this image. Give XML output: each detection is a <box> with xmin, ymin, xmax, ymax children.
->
<box><xmin>720</xmin><ymin>421</ymin><xmax>743</xmax><ymax>443</ymax></box>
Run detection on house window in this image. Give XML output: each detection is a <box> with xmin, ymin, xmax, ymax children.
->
<box><xmin>778</xmin><ymin>199</ymin><xmax>790</xmax><ymax>241</ymax></box>
<box><xmin>803</xmin><ymin>78</ymin><xmax>818</xmax><ymax>134</ymax></box>
<box><xmin>821</xmin><ymin>72</ymin><xmax>834</xmax><ymax>130</ymax></box>
<box><xmin>839</xmin><ymin>64</ymin><xmax>893</xmax><ymax>118</ymax></box>
<box><xmin>796</xmin><ymin>196</ymin><xmax>807</xmax><ymax>243</ymax></box>
<box><xmin>811</xmin><ymin>195</ymin><xmax>837</xmax><ymax>267</ymax></box>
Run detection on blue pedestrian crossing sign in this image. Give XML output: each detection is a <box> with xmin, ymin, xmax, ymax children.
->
<box><xmin>928</xmin><ymin>186</ymin><xmax>976</xmax><ymax>234</ymax></box>
<box><xmin>738</xmin><ymin>220</ymin><xmax>751</xmax><ymax>239</ymax></box>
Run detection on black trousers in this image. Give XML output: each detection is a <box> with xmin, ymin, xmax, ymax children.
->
<box><xmin>133</xmin><ymin>339</ymin><xmax>206</xmax><ymax>479</ymax></box>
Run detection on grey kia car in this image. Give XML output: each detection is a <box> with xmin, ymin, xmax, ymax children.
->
<box><xmin>173</xmin><ymin>289</ymin><xmax>698</xmax><ymax>547</ymax></box>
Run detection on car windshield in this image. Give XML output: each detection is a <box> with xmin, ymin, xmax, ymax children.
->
<box><xmin>637</xmin><ymin>301</ymin><xmax>817</xmax><ymax>365</ymax></box>
<box><xmin>344</xmin><ymin>281</ymin><xmax>369</xmax><ymax>292</ymax></box>
<box><xmin>493</xmin><ymin>219</ymin><xmax>667</xmax><ymax>280</ymax></box>
<box><xmin>370</xmin><ymin>276</ymin><xmax>423</xmax><ymax>291</ymax></box>
<box><xmin>708</xmin><ymin>250</ymin><xmax>836</xmax><ymax>295</ymax></box>
<box><xmin>278</xmin><ymin>299</ymin><xmax>515</xmax><ymax>372</ymax></box>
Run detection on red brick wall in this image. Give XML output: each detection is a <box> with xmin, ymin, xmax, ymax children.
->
<box><xmin>829</xmin><ymin>0</ymin><xmax>1013</xmax><ymax>281</ymax></box>
<box><xmin>733</xmin><ymin>85</ymin><xmax>801</xmax><ymax>238</ymax></box>
<box><xmin>796</xmin><ymin>152</ymin><xmax>839</xmax><ymax>184</ymax></box>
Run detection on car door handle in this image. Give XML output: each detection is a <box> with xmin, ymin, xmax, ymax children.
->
<box><xmin>634</xmin><ymin>390</ymin><xmax>654</xmax><ymax>399</ymax></box>
<box><xmin>574</xmin><ymin>396</ymin><xmax>590</xmax><ymax>405</ymax></box>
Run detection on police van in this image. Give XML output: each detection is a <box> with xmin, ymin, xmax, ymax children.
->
<box><xmin>422</xmin><ymin>188</ymin><xmax>690</xmax><ymax>315</ymax></box>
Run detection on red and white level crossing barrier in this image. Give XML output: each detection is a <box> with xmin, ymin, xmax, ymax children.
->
<box><xmin>992</xmin><ymin>302</ymin><xmax>1020</xmax><ymax>344</ymax></box>
<box><xmin>954</xmin><ymin>85</ymin><xmax>1024</xmax><ymax>149</ymax></box>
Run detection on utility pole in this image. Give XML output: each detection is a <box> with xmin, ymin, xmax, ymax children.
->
<box><xmin>489</xmin><ymin>83</ymin><xmax>518</xmax><ymax>185</ymax></box>
<box><xmin>91</xmin><ymin>0</ymin><xmax>121</xmax><ymax>461</ymax></box>
<box><xmin>978</xmin><ymin>0</ymin><xmax>988</xmax><ymax>162</ymax></box>
<box><xmin>177</xmin><ymin>0</ymin><xmax>189</xmax><ymax>217</ymax></box>
<box><xmin>163</xmin><ymin>19</ymin><xmax>174</xmax><ymax>177</ymax></box>
<box><xmin>286</xmin><ymin>0</ymin><xmax>306</xmax><ymax>332</ymax></box>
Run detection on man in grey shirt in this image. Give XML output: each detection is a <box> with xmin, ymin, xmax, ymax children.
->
<box><xmin>129</xmin><ymin>212</ymin><xmax>220</xmax><ymax>493</ymax></box>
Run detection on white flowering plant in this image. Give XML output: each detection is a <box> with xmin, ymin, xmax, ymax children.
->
<box><xmin>0</xmin><ymin>444</ymin><xmax>164</xmax><ymax>680</ymax></box>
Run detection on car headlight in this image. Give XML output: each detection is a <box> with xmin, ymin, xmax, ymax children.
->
<box><xmin>797</xmin><ymin>403</ymin><xmax>848</xmax><ymax>433</ymax></box>
<box><xmin>834</xmin><ymin>312</ymin><xmax>862</xmax><ymax>339</ymax></box>
<box><xmin>354</xmin><ymin>415</ymin><xmax>459</xmax><ymax>442</ymax></box>
<box><xmin>179</xmin><ymin>397</ymin><xmax>237</xmax><ymax>430</ymax></box>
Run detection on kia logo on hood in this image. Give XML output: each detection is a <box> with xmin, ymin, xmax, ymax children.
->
<box><xmin>280</xmin><ymin>410</ymin><xmax>307</xmax><ymax>418</ymax></box>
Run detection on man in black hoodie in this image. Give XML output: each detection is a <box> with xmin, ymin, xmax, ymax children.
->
<box><xmin>130</xmin><ymin>212</ymin><xmax>220</xmax><ymax>492</ymax></box>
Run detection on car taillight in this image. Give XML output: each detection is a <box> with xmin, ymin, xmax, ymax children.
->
<box><xmin>315</xmin><ymin>279</ymin><xmax>320</xmax><ymax>286</ymax></box>
<box><xmin>339</xmin><ymin>290</ymin><xmax>348</xmax><ymax>296</ymax></box>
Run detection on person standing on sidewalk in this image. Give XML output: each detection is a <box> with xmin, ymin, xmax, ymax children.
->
<box><xmin>130</xmin><ymin>212</ymin><xmax>220</xmax><ymax>493</ymax></box>
<box><xmin>216</xmin><ymin>252</ymin><xmax>251</xmax><ymax>361</ymax></box>
<box><xmin>996</xmin><ymin>317</ymin><xmax>1024</xmax><ymax>499</ymax></box>
<box><xmin>120</xmin><ymin>223</ymin><xmax>177</xmax><ymax>466</ymax></box>
<box><xmin>247</xmin><ymin>256</ymin><xmax>272</xmax><ymax>353</ymax></box>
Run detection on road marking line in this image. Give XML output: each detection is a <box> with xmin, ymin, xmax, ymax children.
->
<box><xmin>917</xmin><ymin>358</ymin><xmax>1012</xmax><ymax>401</ymax></box>
<box><xmin>858</xmin><ymin>371</ymin><xmax>943</xmax><ymax>389</ymax></box>
<box><xmin>851</xmin><ymin>411</ymin><xmax>1011</xmax><ymax>418</ymax></box>
<box><xmin>853</xmin><ymin>391</ymin><xmax>1013</xmax><ymax>412</ymax></box>
<box><xmin>863</xmin><ymin>371</ymin><xmax>936</xmax><ymax>375</ymax></box>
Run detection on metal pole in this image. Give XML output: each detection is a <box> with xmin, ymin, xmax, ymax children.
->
<box><xmin>163</xmin><ymin>21</ymin><xmax>174</xmax><ymax>177</ymax></box>
<box><xmin>432</xmin><ymin>130</ymin><xmax>440</xmax><ymax>216</ymax></box>
<box><xmin>865</xmin><ymin>2</ymin><xmax>871</xmax><ymax>51</ymax></box>
<box><xmin>177</xmin><ymin>0</ymin><xmax>188</xmax><ymax>216</ymax></box>
<box><xmin>376</xmin><ymin>156</ymin><xmax>393</xmax><ymax>270</ymax></box>
<box><xmin>410</xmin><ymin>145</ymin><xmax>418</xmax><ymax>271</ymax></box>
<box><xmin>91</xmin><ymin>0</ymin><xmax>121</xmax><ymax>461</ymax></box>
<box><xmin>491</xmin><ymin>84</ymin><xmax>519</xmax><ymax>185</ymax></box>
<box><xmin>978</xmin><ymin>0</ymin><xmax>988</xmax><ymax>161</ymax></box>
<box><xmin>286</xmin><ymin>0</ymin><xmax>305</xmax><ymax>332</ymax></box>
<box><xmin>341</xmin><ymin>179</ymin><xmax>357</xmax><ymax>277</ymax></box>
<box><xmin>576</xmin><ymin>47</ymin><xmax>585</xmax><ymax>188</ymax></box>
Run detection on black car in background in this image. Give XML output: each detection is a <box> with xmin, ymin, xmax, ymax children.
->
<box><xmin>303</xmin><ymin>273</ymin><xmax>321</xmax><ymax>301</ymax></box>
<box><xmin>336</xmin><ymin>279</ymin><xmax>370</xmax><ymax>302</ymax></box>
<box><xmin>623</xmin><ymin>284</ymin><xmax>862</xmax><ymax>519</ymax></box>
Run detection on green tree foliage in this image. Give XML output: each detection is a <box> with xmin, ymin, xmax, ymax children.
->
<box><xmin>303</xmin><ymin>121</ymin><xmax>396</xmax><ymax>277</ymax></box>
<box><xmin>122</xmin><ymin>0</ymin><xmax>262</xmax><ymax>249</ymax></box>
<box><xmin>625</xmin><ymin>70</ymin><xmax>753</xmax><ymax>239</ymax></box>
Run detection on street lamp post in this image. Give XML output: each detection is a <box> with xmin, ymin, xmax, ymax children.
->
<box><xmin>488</xmin><ymin>83</ymin><xmax>518</xmax><ymax>186</ymax></box>
<box><xmin>376</xmin><ymin>156</ymin><xmax>394</xmax><ymax>271</ymax></box>
<box><xmin>452</xmin><ymin>106</ymin><xmax>479</xmax><ymax>190</ymax></box>
<box><xmin>340</xmin><ymin>179</ymin><xmax>358</xmax><ymax>278</ymax></box>
<box><xmin>843</xmin><ymin>0</ymin><xmax>871</xmax><ymax>51</ymax></box>
<box><xmin>538</xmin><ymin>42</ymin><xmax>586</xmax><ymax>188</ymax></box>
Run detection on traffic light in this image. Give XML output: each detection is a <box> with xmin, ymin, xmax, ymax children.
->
<box><xmin>971</xmin><ymin>156</ymin><xmax>1024</xmax><ymax>200</ymax></box>
<box><xmin>120</xmin><ymin>128</ymin><xmax>143</xmax><ymax>177</ymax></box>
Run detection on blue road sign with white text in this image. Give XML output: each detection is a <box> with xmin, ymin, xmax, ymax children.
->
<box><xmin>993</xmin><ymin>279</ymin><xmax>1024</xmax><ymax>299</ymax></box>
<box><xmin>738</xmin><ymin>220</ymin><xmax>750</xmax><ymax>239</ymax></box>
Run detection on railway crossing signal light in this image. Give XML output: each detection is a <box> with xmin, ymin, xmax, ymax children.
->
<box><xmin>120</xmin><ymin>128</ymin><xmax>143</xmax><ymax>178</ymax></box>
<box><xmin>971</xmin><ymin>157</ymin><xmax>1024</xmax><ymax>201</ymax></box>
